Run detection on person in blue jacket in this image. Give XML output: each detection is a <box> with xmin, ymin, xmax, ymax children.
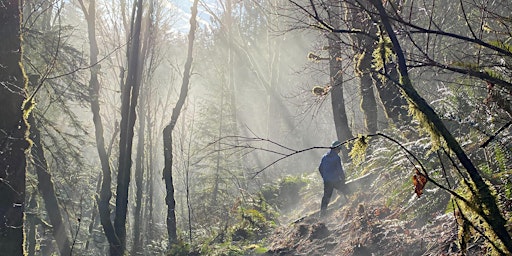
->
<box><xmin>319</xmin><ymin>140</ymin><xmax>346</xmax><ymax>216</ymax></box>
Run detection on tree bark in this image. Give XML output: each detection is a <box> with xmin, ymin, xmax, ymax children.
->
<box><xmin>113</xmin><ymin>0</ymin><xmax>144</xmax><ymax>254</ymax></box>
<box><xmin>346</xmin><ymin>0</ymin><xmax>378</xmax><ymax>133</ymax></box>
<box><xmin>163</xmin><ymin>0</ymin><xmax>199</xmax><ymax>246</ymax></box>
<box><xmin>370</xmin><ymin>0</ymin><xmax>512</xmax><ymax>253</ymax></box>
<box><xmin>132</xmin><ymin>69</ymin><xmax>147</xmax><ymax>256</ymax></box>
<box><xmin>373</xmin><ymin>64</ymin><xmax>411</xmax><ymax>126</ymax></box>
<box><xmin>77</xmin><ymin>0</ymin><xmax>119</xmax><ymax>251</ymax></box>
<box><xmin>29</xmin><ymin>115</ymin><xmax>72</xmax><ymax>255</ymax></box>
<box><xmin>0</xmin><ymin>1</ymin><xmax>30</xmax><ymax>254</ymax></box>
<box><xmin>26</xmin><ymin>194</ymin><xmax>37</xmax><ymax>256</ymax></box>
<box><xmin>327</xmin><ymin>0</ymin><xmax>353</xmax><ymax>162</ymax></box>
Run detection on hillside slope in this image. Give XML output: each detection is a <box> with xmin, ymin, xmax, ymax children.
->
<box><xmin>263</xmin><ymin>178</ymin><xmax>487</xmax><ymax>255</ymax></box>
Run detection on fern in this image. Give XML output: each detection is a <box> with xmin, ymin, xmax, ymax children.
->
<box><xmin>488</xmin><ymin>40</ymin><xmax>512</xmax><ymax>54</ymax></box>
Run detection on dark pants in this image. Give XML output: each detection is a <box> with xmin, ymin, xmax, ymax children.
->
<box><xmin>321</xmin><ymin>180</ymin><xmax>346</xmax><ymax>213</ymax></box>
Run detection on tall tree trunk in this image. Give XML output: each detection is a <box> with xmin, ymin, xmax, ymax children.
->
<box><xmin>0</xmin><ymin>1</ymin><xmax>30</xmax><ymax>255</ymax></box>
<box><xmin>163</xmin><ymin>0</ymin><xmax>199</xmax><ymax>246</ymax></box>
<box><xmin>346</xmin><ymin>0</ymin><xmax>378</xmax><ymax>133</ymax></box>
<box><xmin>327</xmin><ymin>0</ymin><xmax>352</xmax><ymax>161</ymax></box>
<box><xmin>29</xmin><ymin>116</ymin><xmax>72</xmax><ymax>255</ymax></box>
<box><xmin>132</xmin><ymin>2</ymin><xmax>155</xmax><ymax>252</ymax></box>
<box><xmin>26</xmin><ymin>193</ymin><xmax>37</xmax><ymax>256</ymax></box>
<box><xmin>359</xmin><ymin>54</ymin><xmax>378</xmax><ymax>133</ymax></box>
<box><xmin>78</xmin><ymin>0</ymin><xmax>118</xmax><ymax>251</ymax></box>
<box><xmin>372</xmin><ymin>63</ymin><xmax>411</xmax><ymax>127</ymax></box>
<box><xmin>370</xmin><ymin>0</ymin><xmax>512</xmax><ymax>253</ymax></box>
<box><xmin>132</xmin><ymin>79</ymin><xmax>146</xmax><ymax>256</ymax></box>
<box><xmin>145</xmin><ymin>107</ymin><xmax>155</xmax><ymax>243</ymax></box>
<box><xmin>113</xmin><ymin>0</ymin><xmax>144</xmax><ymax>254</ymax></box>
<box><xmin>226</xmin><ymin>0</ymin><xmax>237</xmax><ymax>135</ymax></box>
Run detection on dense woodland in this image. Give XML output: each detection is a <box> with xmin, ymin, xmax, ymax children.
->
<box><xmin>0</xmin><ymin>0</ymin><xmax>511</xmax><ymax>255</ymax></box>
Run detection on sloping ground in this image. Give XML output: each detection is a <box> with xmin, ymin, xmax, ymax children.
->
<box><xmin>264</xmin><ymin>191</ymin><xmax>487</xmax><ymax>256</ymax></box>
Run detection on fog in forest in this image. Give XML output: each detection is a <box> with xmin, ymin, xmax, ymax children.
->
<box><xmin>1</xmin><ymin>0</ymin><xmax>511</xmax><ymax>255</ymax></box>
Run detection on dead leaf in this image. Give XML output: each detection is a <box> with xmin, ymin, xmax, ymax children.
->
<box><xmin>412</xmin><ymin>169</ymin><xmax>427</xmax><ymax>198</ymax></box>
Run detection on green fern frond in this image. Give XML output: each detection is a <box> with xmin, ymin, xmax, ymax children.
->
<box><xmin>488</xmin><ymin>40</ymin><xmax>512</xmax><ymax>54</ymax></box>
<box><xmin>483</xmin><ymin>68</ymin><xmax>505</xmax><ymax>81</ymax></box>
<box><xmin>451</xmin><ymin>61</ymin><xmax>480</xmax><ymax>70</ymax></box>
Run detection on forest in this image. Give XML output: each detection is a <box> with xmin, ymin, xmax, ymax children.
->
<box><xmin>0</xmin><ymin>0</ymin><xmax>511</xmax><ymax>255</ymax></box>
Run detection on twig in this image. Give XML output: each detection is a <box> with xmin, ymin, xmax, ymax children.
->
<box><xmin>480</xmin><ymin>121</ymin><xmax>512</xmax><ymax>148</ymax></box>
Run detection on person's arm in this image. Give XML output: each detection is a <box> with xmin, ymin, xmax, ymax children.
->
<box><xmin>336</xmin><ymin>156</ymin><xmax>345</xmax><ymax>182</ymax></box>
<box><xmin>319</xmin><ymin>158</ymin><xmax>325</xmax><ymax>178</ymax></box>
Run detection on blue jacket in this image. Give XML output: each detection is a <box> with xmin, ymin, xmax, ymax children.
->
<box><xmin>319</xmin><ymin>149</ymin><xmax>345</xmax><ymax>182</ymax></box>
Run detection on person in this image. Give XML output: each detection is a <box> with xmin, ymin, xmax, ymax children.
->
<box><xmin>319</xmin><ymin>140</ymin><xmax>346</xmax><ymax>216</ymax></box>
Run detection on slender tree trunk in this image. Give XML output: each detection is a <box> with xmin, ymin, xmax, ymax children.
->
<box><xmin>0</xmin><ymin>1</ymin><xmax>30</xmax><ymax>255</ymax></box>
<box><xmin>163</xmin><ymin>0</ymin><xmax>199</xmax><ymax>246</ymax></box>
<box><xmin>132</xmin><ymin>80</ymin><xmax>146</xmax><ymax>255</ymax></box>
<box><xmin>113</xmin><ymin>0</ymin><xmax>144</xmax><ymax>254</ymax></box>
<box><xmin>226</xmin><ymin>0</ymin><xmax>237</xmax><ymax>135</ymax></box>
<box><xmin>370</xmin><ymin>0</ymin><xmax>512</xmax><ymax>253</ymax></box>
<box><xmin>132</xmin><ymin>3</ymin><xmax>156</xmax><ymax>252</ymax></box>
<box><xmin>26</xmin><ymin>194</ymin><xmax>37</xmax><ymax>256</ymax></box>
<box><xmin>212</xmin><ymin>86</ymin><xmax>224</xmax><ymax>208</ymax></box>
<box><xmin>145</xmin><ymin>108</ymin><xmax>155</xmax><ymax>243</ymax></box>
<box><xmin>327</xmin><ymin>0</ymin><xmax>352</xmax><ymax>161</ymax></box>
<box><xmin>78</xmin><ymin>0</ymin><xmax>119</xmax><ymax>252</ymax></box>
<box><xmin>29</xmin><ymin>116</ymin><xmax>72</xmax><ymax>255</ymax></box>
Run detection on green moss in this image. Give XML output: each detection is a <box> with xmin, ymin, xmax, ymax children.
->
<box><xmin>372</xmin><ymin>33</ymin><xmax>393</xmax><ymax>83</ymax></box>
<box><xmin>407</xmin><ymin>101</ymin><xmax>442</xmax><ymax>151</ymax></box>
<box><xmin>349</xmin><ymin>135</ymin><xmax>369</xmax><ymax>166</ymax></box>
<box><xmin>451</xmin><ymin>180</ymin><xmax>508</xmax><ymax>255</ymax></box>
<box><xmin>354</xmin><ymin>52</ymin><xmax>364</xmax><ymax>76</ymax></box>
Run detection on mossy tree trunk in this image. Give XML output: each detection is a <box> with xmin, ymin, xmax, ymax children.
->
<box><xmin>373</xmin><ymin>64</ymin><xmax>411</xmax><ymax>127</ymax></box>
<box><xmin>0</xmin><ymin>1</ymin><xmax>30</xmax><ymax>255</ymax></box>
<box><xmin>346</xmin><ymin>0</ymin><xmax>378</xmax><ymax>133</ymax></box>
<box><xmin>369</xmin><ymin>0</ymin><xmax>512</xmax><ymax>253</ymax></box>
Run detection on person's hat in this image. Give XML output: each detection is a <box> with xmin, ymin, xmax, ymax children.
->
<box><xmin>331</xmin><ymin>140</ymin><xmax>342</xmax><ymax>148</ymax></box>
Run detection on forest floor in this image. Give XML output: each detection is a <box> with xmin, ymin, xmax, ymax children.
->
<box><xmin>261</xmin><ymin>184</ymin><xmax>489</xmax><ymax>256</ymax></box>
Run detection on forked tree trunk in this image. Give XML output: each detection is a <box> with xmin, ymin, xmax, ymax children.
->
<box><xmin>0</xmin><ymin>1</ymin><xmax>30</xmax><ymax>255</ymax></box>
<box><xmin>132</xmin><ymin>2</ymin><xmax>155</xmax><ymax>252</ymax></box>
<box><xmin>163</xmin><ymin>0</ymin><xmax>199</xmax><ymax>246</ymax></box>
<box><xmin>113</xmin><ymin>0</ymin><xmax>144</xmax><ymax>254</ymax></box>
